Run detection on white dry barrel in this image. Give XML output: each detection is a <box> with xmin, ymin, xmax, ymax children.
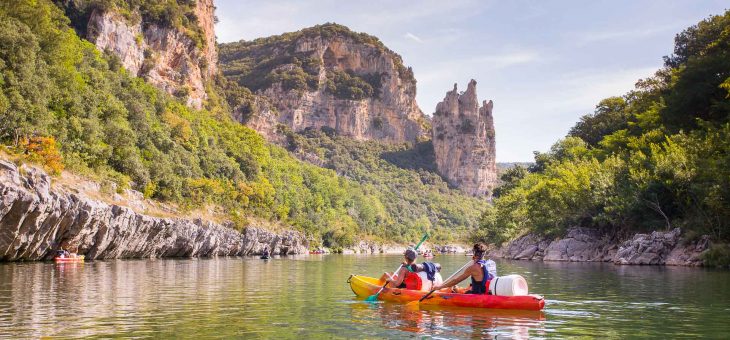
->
<box><xmin>488</xmin><ymin>274</ymin><xmax>529</xmax><ymax>296</ymax></box>
<box><xmin>417</xmin><ymin>272</ymin><xmax>443</xmax><ymax>291</ymax></box>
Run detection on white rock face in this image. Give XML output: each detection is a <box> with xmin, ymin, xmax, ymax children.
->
<box><xmin>85</xmin><ymin>0</ymin><xmax>218</xmax><ymax>109</ymax></box>
<box><xmin>489</xmin><ymin>227</ymin><xmax>709</xmax><ymax>266</ymax></box>
<box><xmin>228</xmin><ymin>34</ymin><xmax>428</xmax><ymax>143</ymax></box>
<box><xmin>0</xmin><ymin>160</ymin><xmax>307</xmax><ymax>261</ymax></box>
<box><xmin>431</xmin><ymin>80</ymin><xmax>497</xmax><ymax>197</ymax></box>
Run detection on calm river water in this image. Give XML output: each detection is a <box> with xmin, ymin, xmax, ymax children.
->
<box><xmin>1</xmin><ymin>255</ymin><xmax>729</xmax><ymax>338</ymax></box>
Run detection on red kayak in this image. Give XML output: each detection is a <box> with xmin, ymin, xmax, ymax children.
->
<box><xmin>54</xmin><ymin>255</ymin><xmax>84</xmax><ymax>263</ymax></box>
<box><xmin>348</xmin><ymin>275</ymin><xmax>544</xmax><ymax>311</ymax></box>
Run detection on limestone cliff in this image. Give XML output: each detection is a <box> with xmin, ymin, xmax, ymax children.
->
<box><xmin>0</xmin><ymin>160</ymin><xmax>307</xmax><ymax>261</ymax></box>
<box><xmin>78</xmin><ymin>0</ymin><xmax>217</xmax><ymax>109</ymax></box>
<box><xmin>219</xmin><ymin>24</ymin><xmax>429</xmax><ymax>143</ymax></box>
<box><xmin>432</xmin><ymin>80</ymin><xmax>497</xmax><ymax>197</ymax></box>
<box><xmin>489</xmin><ymin>227</ymin><xmax>710</xmax><ymax>266</ymax></box>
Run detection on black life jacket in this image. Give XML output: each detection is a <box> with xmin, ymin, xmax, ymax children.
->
<box><xmin>469</xmin><ymin>260</ymin><xmax>492</xmax><ymax>295</ymax></box>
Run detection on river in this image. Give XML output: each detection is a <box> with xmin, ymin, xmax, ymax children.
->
<box><xmin>1</xmin><ymin>255</ymin><xmax>728</xmax><ymax>338</ymax></box>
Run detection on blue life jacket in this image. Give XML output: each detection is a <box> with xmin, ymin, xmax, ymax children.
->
<box><xmin>421</xmin><ymin>262</ymin><xmax>437</xmax><ymax>282</ymax></box>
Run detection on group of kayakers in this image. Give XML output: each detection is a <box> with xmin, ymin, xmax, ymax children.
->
<box><xmin>380</xmin><ymin>243</ymin><xmax>497</xmax><ymax>295</ymax></box>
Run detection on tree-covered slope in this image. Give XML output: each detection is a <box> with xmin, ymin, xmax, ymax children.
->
<box><xmin>0</xmin><ymin>0</ymin><xmax>476</xmax><ymax>248</ymax></box>
<box><xmin>477</xmin><ymin>11</ymin><xmax>730</xmax><ymax>264</ymax></box>
<box><xmin>283</xmin><ymin>128</ymin><xmax>484</xmax><ymax>244</ymax></box>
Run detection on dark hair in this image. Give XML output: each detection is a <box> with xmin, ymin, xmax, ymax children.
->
<box><xmin>473</xmin><ymin>243</ymin><xmax>487</xmax><ymax>259</ymax></box>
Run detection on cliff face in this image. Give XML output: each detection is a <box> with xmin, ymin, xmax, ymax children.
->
<box><xmin>84</xmin><ymin>0</ymin><xmax>217</xmax><ymax>109</ymax></box>
<box><xmin>0</xmin><ymin>160</ymin><xmax>307</xmax><ymax>261</ymax></box>
<box><xmin>432</xmin><ymin>80</ymin><xmax>497</xmax><ymax>197</ymax></box>
<box><xmin>490</xmin><ymin>227</ymin><xmax>710</xmax><ymax>266</ymax></box>
<box><xmin>219</xmin><ymin>24</ymin><xmax>429</xmax><ymax>143</ymax></box>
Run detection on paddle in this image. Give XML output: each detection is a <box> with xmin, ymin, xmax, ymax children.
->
<box><xmin>365</xmin><ymin>233</ymin><xmax>429</xmax><ymax>302</ymax></box>
<box><xmin>406</xmin><ymin>259</ymin><xmax>474</xmax><ymax>306</ymax></box>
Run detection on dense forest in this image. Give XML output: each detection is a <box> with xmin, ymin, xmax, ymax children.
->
<box><xmin>475</xmin><ymin>11</ymin><xmax>730</xmax><ymax>265</ymax></box>
<box><xmin>0</xmin><ymin>0</ymin><xmax>481</xmax><ymax>249</ymax></box>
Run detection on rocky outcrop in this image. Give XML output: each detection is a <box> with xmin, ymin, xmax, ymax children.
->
<box><xmin>219</xmin><ymin>24</ymin><xmax>429</xmax><ymax>143</ymax></box>
<box><xmin>432</xmin><ymin>80</ymin><xmax>497</xmax><ymax>197</ymax></box>
<box><xmin>0</xmin><ymin>160</ymin><xmax>307</xmax><ymax>261</ymax></box>
<box><xmin>490</xmin><ymin>227</ymin><xmax>710</xmax><ymax>266</ymax></box>
<box><xmin>85</xmin><ymin>0</ymin><xmax>217</xmax><ymax>109</ymax></box>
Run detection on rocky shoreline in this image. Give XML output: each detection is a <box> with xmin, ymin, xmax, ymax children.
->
<box><xmin>0</xmin><ymin>160</ymin><xmax>308</xmax><ymax>261</ymax></box>
<box><xmin>490</xmin><ymin>227</ymin><xmax>710</xmax><ymax>266</ymax></box>
<box><xmin>0</xmin><ymin>159</ymin><xmax>712</xmax><ymax>266</ymax></box>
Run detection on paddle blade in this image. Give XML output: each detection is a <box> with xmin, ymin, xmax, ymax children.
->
<box><xmin>365</xmin><ymin>294</ymin><xmax>379</xmax><ymax>302</ymax></box>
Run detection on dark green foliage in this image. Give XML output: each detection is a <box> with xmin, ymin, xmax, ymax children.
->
<box><xmin>477</xmin><ymin>11</ymin><xmax>730</xmax><ymax>246</ymax></box>
<box><xmin>0</xmin><ymin>14</ymin><xmax>52</xmax><ymax>144</ymax></box>
<box><xmin>661</xmin><ymin>11</ymin><xmax>730</xmax><ymax>130</ymax></box>
<box><xmin>219</xmin><ymin>23</ymin><xmax>414</xmax><ymax>94</ymax></box>
<box><xmin>493</xmin><ymin>166</ymin><xmax>527</xmax><ymax>198</ymax></box>
<box><xmin>55</xmin><ymin>0</ymin><xmax>208</xmax><ymax>49</ymax></box>
<box><xmin>702</xmin><ymin>243</ymin><xmax>730</xmax><ymax>267</ymax></box>
<box><xmin>569</xmin><ymin>97</ymin><xmax>630</xmax><ymax>146</ymax></box>
<box><xmin>324</xmin><ymin>69</ymin><xmax>382</xmax><ymax>100</ymax></box>
<box><xmin>381</xmin><ymin>141</ymin><xmax>438</xmax><ymax>172</ymax></box>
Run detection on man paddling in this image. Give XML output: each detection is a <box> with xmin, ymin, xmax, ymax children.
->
<box><xmin>432</xmin><ymin>243</ymin><xmax>494</xmax><ymax>294</ymax></box>
<box><xmin>380</xmin><ymin>249</ymin><xmax>423</xmax><ymax>290</ymax></box>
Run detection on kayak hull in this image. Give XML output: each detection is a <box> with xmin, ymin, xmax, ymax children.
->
<box><xmin>54</xmin><ymin>256</ymin><xmax>84</xmax><ymax>263</ymax></box>
<box><xmin>348</xmin><ymin>275</ymin><xmax>544</xmax><ymax>311</ymax></box>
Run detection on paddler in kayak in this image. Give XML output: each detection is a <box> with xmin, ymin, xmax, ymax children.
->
<box><xmin>432</xmin><ymin>243</ymin><xmax>495</xmax><ymax>294</ymax></box>
<box><xmin>380</xmin><ymin>249</ymin><xmax>423</xmax><ymax>290</ymax></box>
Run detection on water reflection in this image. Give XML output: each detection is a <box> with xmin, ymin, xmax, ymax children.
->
<box><xmin>348</xmin><ymin>300</ymin><xmax>545</xmax><ymax>338</ymax></box>
<box><xmin>0</xmin><ymin>256</ymin><xmax>729</xmax><ymax>338</ymax></box>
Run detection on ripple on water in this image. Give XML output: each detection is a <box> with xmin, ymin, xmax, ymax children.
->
<box><xmin>1</xmin><ymin>257</ymin><xmax>730</xmax><ymax>338</ymax></box>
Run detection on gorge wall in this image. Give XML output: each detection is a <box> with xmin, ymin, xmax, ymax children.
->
<box><xmin>490</xmin><ymin>227</ymin><xmax>710</xmax><ymax>266</ymax></box>
<box><xmin>0</xmin><ymin>160</ymin><xmax>307</xmax><ymax>261</ymax></box>
<box><xmin>79</xmin><ymin>0</ymin><xmax>217</xmax><ymax>109</ymax></box>
<box><xmin>219</xmin><ymin>24</ymin><xmax>429</xmax><ymax>143</ymax></box>
<box><xmin>432</xmin><ymin>80</ymin><xmax>497</xmax><ymax>197</ymax></box>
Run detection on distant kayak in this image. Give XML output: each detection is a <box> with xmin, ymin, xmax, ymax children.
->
<box><xmin>54</xmin><ymin>255</ymin><xmax>84</xmax><ymax>263</ymax></box>
<box><xmin>260</xmin><ymin>255</ymin><xmax>271</xmax><ymax>260</ymax></box>
<box><xmin>309</xmin><ymin>250</ymin><xmax>325</xmax><ymax>254</ymax></box>
<box><xmin>348</xmin><ymin>275</ymin><xmax>544</xmax><ymax>311</ymax></box>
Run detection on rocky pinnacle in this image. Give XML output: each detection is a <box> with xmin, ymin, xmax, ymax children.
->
<box><xmin>431</xmin><ymin>79</ymin><xmax>497</xmax><ymax>197</ymax></box>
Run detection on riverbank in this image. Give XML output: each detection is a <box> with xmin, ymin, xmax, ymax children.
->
<box><xmin>339</xmin><ymin>242</ymin><xmax>467</xmax><ymax>255</ymax></box>
<box><xmin>489</xmin><ymin>227</ymin><xmax>710</xmax><ymax>266</ymax></box>
<box><xmin>0</xmin><ymin>160</ymin><xmax>308</xmax><ymax>261</ymax></box>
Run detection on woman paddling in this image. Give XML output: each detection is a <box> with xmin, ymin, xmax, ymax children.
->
<box><xmin>432</xmin><ymin>243</ymin><xmax>496</xmax><ymax>294</ymax></box>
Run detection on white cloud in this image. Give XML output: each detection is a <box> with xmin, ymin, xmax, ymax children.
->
<box><xmin>568</xmin><ymin>24</ymin><xmax>682</xmax><ymax>45</ymax></box>
<box><xmin>404</xmin><ymin>32</ymin><xmax>423</xmax><ymax>43</ymax></box>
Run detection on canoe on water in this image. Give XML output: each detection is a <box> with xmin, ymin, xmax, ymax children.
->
<box><xmin>348</xmin><ymin>275</ymin><xmax>545</xmax><ymax>311</ymax></box>
<box><xmin>54</xmin><ymin>255</ymin><xmax>84</xmax><ymax>263</ymax></box>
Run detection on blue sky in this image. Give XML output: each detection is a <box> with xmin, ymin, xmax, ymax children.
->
<box><xmin>215</xmin><ymin>0</ymin><xmax>729</xmax><ymax>162</ymax></box>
